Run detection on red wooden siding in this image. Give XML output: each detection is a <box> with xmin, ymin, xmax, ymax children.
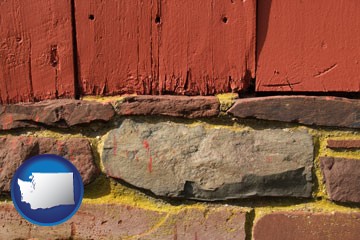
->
<box><xmin>257</xmin><ymin>0</ymin><xmax>360</xmax><ymax>92</ymax></box>
<box><xmin>74</xmin><ymin>0</ymin><xmax>155</xmax><ymax>95</ymax></box>
<box><xmin>0</xmin><ymin>1</ymin><xmax>359</xmax><ymax>104</ymax></box>
<box><xmin>75</xmin><ymin>0</ymin><xmax>256</xmax><ymax>96</ymax></box>
<box><xmin>0</xmin><ymin>0</ymin><xmax>75</xmax><ymax>104</ymax></box>
<box><xmin>158</xmin><ymin>0</ymin><xmax>256</xmax><ymax>95</ymax></box>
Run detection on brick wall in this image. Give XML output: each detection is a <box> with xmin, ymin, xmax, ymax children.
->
<box><xmin>0</xmin><ymin>94</ymin><xmax>359</xmax><ymax>239</ymax></box>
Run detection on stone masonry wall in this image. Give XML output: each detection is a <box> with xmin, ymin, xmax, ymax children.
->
<box><xmin>0</xmin><ymin>94</ymin><xmax>359</xmax><ymax>239</ymax></box>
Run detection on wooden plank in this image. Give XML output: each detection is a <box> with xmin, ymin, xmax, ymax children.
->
<box><xmin>159</xmin><ymin>0</ymin><xmax>256</xmax><ymax>95</ymax></box>
<box><xmin>75</xmin><ymin>0</ymin><xmax>256</xmax><ymax>96</ymax></box>
<box><xmin>75</xmin><ymin>0</ymin><xmax>155</xmax><ymax>95</ymax></box>
<box><xmin>257</xmin><ymin>0</ymin><xmax>360</xmax><ymax>92</ymax></box>
<box><xmin>0</xmin><ymin>0</ymin><xmax>75</xmax><ymax>103</ymax></box>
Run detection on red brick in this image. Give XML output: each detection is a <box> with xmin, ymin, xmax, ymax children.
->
<box><xmin>257</xmin><ymin>0</ymin><xmax>360</xmax><ymax>92</ymax></box>
<box><xmin>327</xmin><ymin>140</ymin><xmax>360</xmax><ymax>149</ymax></box>
<box><xmin>253</xmin><ymin>212</ymin><xmax>360</xmax><ymax>240</ymax></box>
<box><xmin>228</xmin><ymin>96</ymin><xmax>360</xmax><ymax>129</ymax></box>
<box><xmin>320</xmin><ymin>157</ymin><xmax>360</xmax><ymax>203</ymax></box>
<box><xmin>113</xmin><ymin>95</ymin><xmax>220</xmax><ymax>118</ymax></box>
<box><xmin>0</xmin><ymin>203</ymin><xmax>246</xmax><ymax>239</ymax></box>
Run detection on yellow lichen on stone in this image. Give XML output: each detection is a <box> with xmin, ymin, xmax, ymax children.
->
<box><xmin>216</xmin><ymin>93</ymin><xmax>239</xmax><ymax>112</ymax></box>
<box><xmin>305</xmin><ymin>128</ymin><xmax>360</xmax><ymax>199</ymax></box>
<box><xmin>81</xmin><ymin>95</ymin><xmax>129</xmax><ymax>103</ymax></box>
<box><xmin>83</xmin><ymin>175</ymin><xmax>203</xmax><ymax>213</ymax></box>
<box><xmin>254</xmin><ymin>199</ymin><xmax>360</xmax><ymax>223</ymax></box>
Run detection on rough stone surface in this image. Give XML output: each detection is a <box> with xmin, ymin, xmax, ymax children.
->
<box><xmin>253</xmin><ymin>212</ymin><xmax>360</xmax><ymax>240</ymax></box>
<box><xmin>0</xmin><ymin>203</ymin><xmax>246</xmax><ymax>239</ymax></box>
<box><xmin>102</xmin><ymin>119</ymin><xmax>313</xmax><ymax>200</ymax></box>
<box><xmin>0</xmin><ymin>99</ymin><xmax>115</xmax><ymax>130</ymax></box>
<box><xmin>228</xmin><ymin>96</ymin><xmax>360</xmax><ymax>129</ymax></box>
<box><xmin>113</xmin><ymin>95</ymin><xmax>220</xmax><ymax>118</ymax></box>
<box><xmin>139</xmin><ymin>207</ymin><xmax>246</xmax><ymax>240</ymax></box>
<box><xmin>0</xmin><ymin>136</ymin><xmax>98</xmax><ymax>191</ymax></box>
<box><xmin>327</xmin><ymin>139</ymin><xmax>360</xmax><ymax>149</ymax></box>
<box><xmin>320</xmin><ymin>157</ymin><xmax>360</xmax><ymax>203</ymax></box>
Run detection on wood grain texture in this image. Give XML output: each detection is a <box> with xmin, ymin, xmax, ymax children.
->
<box><xmin>257</xmin><ymin>0</ymin><xmax>360</xmax><ymax>92</ymax></box>
<box><xmin>75</xmin><ymin>0</ymin><xmax>155</xmax><ymax>96</ymax></box>
<box><xmin>0</xmin><ymin>0</ymin><xmax>75</xmax><ymax>103</ymax></box>
<box><xmin>75</xmin><ymin>0</ymin><xmax>256</xmax><ymax>96</ymax></box>
<box><xmin>158</xmin><ymin>0</ymin><xmax>256</xmax><ymax>95</ymax></box>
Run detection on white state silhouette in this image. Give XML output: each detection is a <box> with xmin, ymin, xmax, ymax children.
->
<box><xmin>17</xmin><ymin>173</ymin><xmax>75</xmax><ymax>210</ymax></box>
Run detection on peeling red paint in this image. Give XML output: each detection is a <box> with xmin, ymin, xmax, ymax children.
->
<box><xmin>143</xmin><ymin>140</ymin><xmax>153</xmax><ymax>173</ymax></box>
<box><xmin>148</xmin><ymin>156</ymin><xmax>153</xmax><ymax>173</ymax></box>
<box><xmin>143</xmin><ymin>140</ymin><xmax>150</xmax><ymax>150</ymax></box>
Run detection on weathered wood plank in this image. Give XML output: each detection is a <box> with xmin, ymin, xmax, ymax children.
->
<box><xmin>158</xmin><ymin>0</ymin><xmax>256</xmax><ymax>95</ymax></box>
<box><xmin>75</xmin><ymin>0</ymin><xmax>155</xmax><ymax>96</ymax></box>
<box><xmin>75</xmin><ymin>0</ymin><xmax>255</xmax><ymax>96</ymax></box>
<box><xmin>257</xmin><ymin>0</ymin><xmax>360</xmax><ymax>92</ymax></box>
<box><xmin>0</xmin><ymin>0</ymin><xmax>75</xmax><ymax>103</ymax></box>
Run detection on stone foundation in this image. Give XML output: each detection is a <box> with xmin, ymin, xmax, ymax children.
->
<box><xmin>0</xmin><ymin>95</ymin><xmax>359</xmax><ymax>239</ymax></box>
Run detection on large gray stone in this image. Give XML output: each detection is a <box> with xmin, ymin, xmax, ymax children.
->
<box><xmin>102</xmin><ymin>119</ymin><xmax>313</xmax><ymax>200</ymax></box>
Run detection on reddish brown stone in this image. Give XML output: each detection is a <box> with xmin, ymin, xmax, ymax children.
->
<box><xmin>114</xmin><ymin>95</ymin><xmax>220</xmax><ymax>118</ymax></box>
<box><xmin>143</xmin><ymin>207</ymin><xmax>246</xmax><ymax>240</ymax></box>
<box><xmin>327</xmin><ymin>139</ymin><xmax>360</xmax><ymax>149</ymax></box>
<box><xmin>320</xmin><ymin>157</ymin><xmax>360</xmax><ymax>203</ymax></box>
<box><xmin>228</xmin><ymin>96</ymin><xmax>360</xmax><ymax>128</ymax></box>
<box><xmin>70</xmin><ymin>204</ymin><xmax>167</xmax><ymax>239</ymax></box>
<box><xmin>0</xmin><ymin>203</ymin><xmax>246</xmax><ymax>239</ymax></box>
<box><xmin>0</xmin><ymin>136</ymin><xmax>98</xmax><ymax>191</ymax></box>
<box><xmin>36</xmin><ymin>138</ymin><xmax>98</xmax><ymax>185</ymax></box>
<box><xmin>0</xmin><ymin>99</ymin><xmax>115</xmax><ymax>130</ymax></box>
<box><xmin>254</xmin><ymin>212</ymin><xmax>360</xmax><ymax>240</ymax></box>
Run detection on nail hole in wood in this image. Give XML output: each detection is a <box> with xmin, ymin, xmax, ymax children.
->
<box><xmin>222</xmin><ymin>17</ymin><xmax>228</xmax><ymax>23</ymax></box>
<box><xmin>89</xmin><ymin>14</ymin><xmax>95</xmax><ymax>20</ymax></box>
<box><xmin>155</xmin><ymin>15</ymin><xmax>161</xmax><ymax>24</ymax></box>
